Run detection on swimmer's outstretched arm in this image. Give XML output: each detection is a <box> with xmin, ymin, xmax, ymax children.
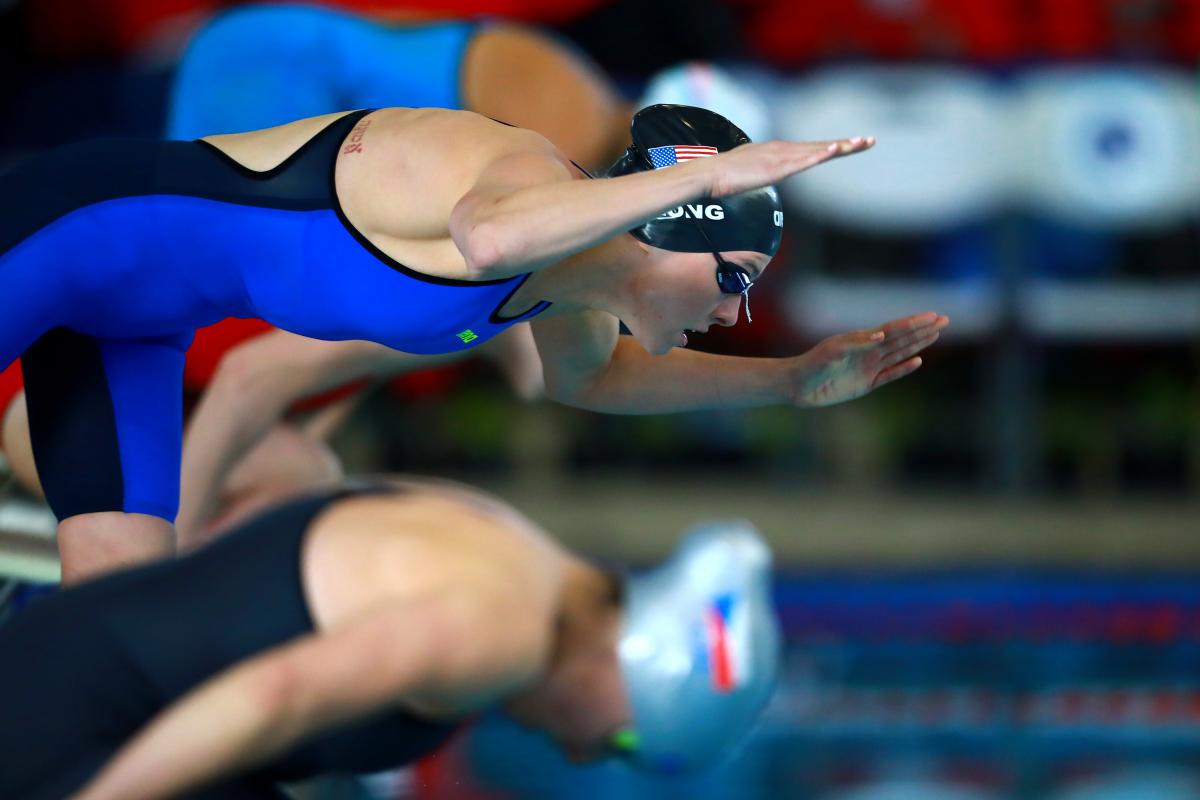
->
<box><xmin>73</xmin><ymin>592</ymin><xmax>541</xmax><ymax>800</ymax></box>
<box><xmin>535</xmin><ymin>310</ymin><xmax>949</xmax><ymax>413</ymax></box>
<box><xmin>450</xmin><ymin>136</ymin><xmax>872</xmax><ymax>279</ymax></box>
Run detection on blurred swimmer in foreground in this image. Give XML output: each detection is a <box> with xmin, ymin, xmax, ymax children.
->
<box><xmin>0</xmin><ymin>478</ymin><xmax>780</xmax><ymax>797</ymax></box>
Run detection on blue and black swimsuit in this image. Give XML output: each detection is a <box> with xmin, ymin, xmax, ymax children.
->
<box><xmin>0</xmin><ymin>110</ymin><xmax>549</xmax><ymax>521</ymax></box>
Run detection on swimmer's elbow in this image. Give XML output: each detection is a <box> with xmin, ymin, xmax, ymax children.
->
<box><xmin>222</xmin><ymin>655</ymin><xmax>310</xmax><ymax>759</ymax></box>
<box><xmin>460</xmin><ymin>231</ymin><xmax>505</xmax><ymax>279</ymax></box>
<box><xmin>543</xmin><ymin>374</ymin><xmax>581</xmax><ymax>407</ymax></box>
<box><xmin>542</xmin><ymin>363</ymin><xmax>607</xmax><ymax>410</ymax></box>
<box><xmin>450</xmin><ymin>197</ymin><xmax>504</xmax><ymax>277</ymax></box>
<box><xmin>538</xmin><ymin>327</ymin><xmax>622</xmax><ymax>410</ymax></box>
<box><xmin>540</xmin><ymin>357</ymin><xmax>579</xmax><ymax>405</ymax></box>
<box><xmin>451</xmin><ymin>200</ymin><xmax>534</xmax><ymax>279</ymax></box>
<box><xmin>245</xmin><ymin>657</ymin><xmax>299</xmax><ymax>725</ymax></box>
<box><xmin>458</xmin><ymin>222</ymin><xmax>525</xmax><ymax>279</ymax></box>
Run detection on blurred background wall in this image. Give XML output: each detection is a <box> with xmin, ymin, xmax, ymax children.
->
<box><xmin>1</xmin><ymin>0</ymin><xmax>1198</xmax><ymax>797</ymax></box>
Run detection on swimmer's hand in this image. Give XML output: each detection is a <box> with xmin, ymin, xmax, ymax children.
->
<box><xmin>701</xmin><ymin>137</ymin><xmax>874</xmax><ymax>198</ymax></box>
<box><xmin>788</xmin><ymin>312</ymin><xmax>949</xmax><ymax>408</ymax></box>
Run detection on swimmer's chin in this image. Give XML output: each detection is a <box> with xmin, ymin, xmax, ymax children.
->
<box><xmin>657</xmin><ymin>333</ymin><xmax>687</xmax><ymax>354</ymax></box>
<box><xmin>632</xmin><ymin>330</ymin><xmax>687</xmax><ymax>355</ymax></box>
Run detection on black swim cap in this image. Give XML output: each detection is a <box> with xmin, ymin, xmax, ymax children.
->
<box><xmin>605</xmin><ymin>105</ymin><xmax>783</xmax><ymax>257</ymax></box>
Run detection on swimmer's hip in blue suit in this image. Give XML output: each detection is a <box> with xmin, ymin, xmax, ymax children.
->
<box><xmin>0</xmin><ymin>110</ymin><xmax>549</xmax><ymax>522</ymax></box>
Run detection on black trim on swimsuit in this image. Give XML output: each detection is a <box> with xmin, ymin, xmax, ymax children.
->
<box><xmin>1</xmin><ymin>112</ymin><xmax>362</xmax><ymax>261</ymax></box>
<box><xmin>195</xmin><ymin>108</ymin><xmax>553</xmax><ymax>324</ymax></box>
<box><xmin>3</xmin><ymin>108</ymin><xmax>551</xmax><ymax>335</ymax></box>
<box><xmin>487</xmin><ymin>272</ymin><xmax>553</xmax><ymax>323</ymax></box>
<box><xmin>191</xmin><ymin>111</ymin><xmax>368</xmax><ymax>182</ymax></box>
<box><xmin>323</xmin><ymin>110</ymin><xmax>554</xmax><ymax>320</ymax></box>
<box><xmin>324</xmin><ymin>113</ymin><xmax>520</xmax><ymax>288</ymax></box>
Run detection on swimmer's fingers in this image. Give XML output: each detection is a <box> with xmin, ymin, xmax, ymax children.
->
<box><xmin>879</xmin><ymin>331</ymin><xmax>941</xmax><ymax>369</ymax></box>
<box><xmin>771</xmin><ymin>136</ymin><xmax>874</xmax><ymax>177</ymax></box>
<box><xmin>875</xmin><ymin>312</ymin><xmax>949</xmax><ymax>340</ymax></box>
<box><xmin>822</xmin><ymin>136</ymin><xmax>875</xmax><ymax>159</ymax></box>
<box><xmin>840</xmin><ymin>311</ymin><xmax>947</xmax><ymax>354</ymax></box>
<box><xmin>872</xmin><ymin>356</ymin><xmax>923</xmax><ymax>389</ymax></box>
<box><xmin>841</xmin><ymin>329</ymin><xmax>887</xmax><ymax>351</ymax></box>
<box><xmin>830</xmin><ymin>326</ymin><xmax>939</xmax><ymax>380</ymax></box>
<box><xmin>705</xmin><ymin>137</ymin><xmax>875</xmax><ymax>197</ymax></box>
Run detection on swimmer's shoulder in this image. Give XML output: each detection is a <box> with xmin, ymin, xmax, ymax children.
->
<box><xmin>313</xmin><ymin>477</ymin><xmax>562</xmax><ymax>569</ymax></box>
<box><xmin>369</xmin><ymin>107</ymin><xmax>565</xmax><ymax>162</ymax></box>
<box><xmin>200</xmin><ymin>107</ymin><xmax>567</xmax><ymax>176</ymax></box>
<box><xmin>304</xmin><ymin>481</ymin><xmax>562</xmax><ymax>634</ymax></box>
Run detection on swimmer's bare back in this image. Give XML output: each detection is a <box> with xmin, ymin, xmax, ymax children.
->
<box><xmin>202</xmin><ymin>108</ymin><xmax>575</xmax><ymax>282</ymax></box>
<box><xmin>299</xmin><ymin>478</ymin><xmax>557</xmax><ymax>625</ymax></box>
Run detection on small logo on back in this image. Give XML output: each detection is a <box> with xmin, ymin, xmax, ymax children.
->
<box><xmin>456</xmin><ymin>329</ymin><xmax>479</xmax><ymax>344</ymax></box>
<box><xmin>341</xmin><ymin>117</ymin><xmax>372</xmax><ymax>155</ymax></box>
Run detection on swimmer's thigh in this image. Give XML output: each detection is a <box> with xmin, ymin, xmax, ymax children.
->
<box><xmin>23</xmin><ymin>328</ymin><xmax>191</xmax><ymax>522</ymax></box>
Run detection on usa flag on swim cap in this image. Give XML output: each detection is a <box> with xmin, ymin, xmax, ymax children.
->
<box><xmin>647</xmin><ymin>144</ymin><xmax>718</xmax><ymax>169</ymax></box>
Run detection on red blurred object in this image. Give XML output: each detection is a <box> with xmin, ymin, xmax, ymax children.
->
<box><xmin>25</xmin><ymin>0</ymin><xmax>222</xmax><ymax>57</ymax></box>
<box><xmin>412</xmin><ymin>726</ymin><xmax>501</xmax><ymax>800</ymax></box>
<box><xmin>186</xmin><ymin>317</ymin><xmax>376</xmax><ymax>414</ymax></box>
<box><xmin>184</xmin><ymin>317</ymin><xmax>274</xmax><ymax>392</ymax></box>
<box><xmin>736</xmin><ymin>0</ymin><xmax>1200</xmax><ymax>65</ymax></box>
<box><xmin>737</xmin><ymin>0</ymin><xmax>1023</xmax><ymax>65</ymax></box>
<box><xmin>23</xmin><ymin>0</ymin><xmax>608</xmax><ymax>58</ymax></box>
<box><xmin>330</xmin><ymin>0</ymin><xmax>607</xmax><ymax>24</ymax></box>
<box><xmin>20</xmin><ymin>0</ymin><xmax>1200</xmax><ymax>62</ymax></box>
<box><xmin>387</xmin><ymin>365</ymin><xmax>467</xmax><ymax>400</ymax></box>
<box><xmin>1033</xmin><ymin>0</ymin><xmax>1200</xmax><ymax>59</ymax></box>
<box><xmin>1108</xmin><ymin>604</ymin><xmax>1145</xmax><ymax>642</ymax></box>
<box><xmin>1146</xmin><ymin>604</ymin><xmax>1182</xmax><ymax>643</ymax></box>
<box><xmin>0</xmin><ymin>360</ymin><xmax>24</xmax><ymax>449</ymax></box>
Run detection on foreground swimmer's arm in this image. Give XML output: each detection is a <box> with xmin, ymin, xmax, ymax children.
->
<box><xmin>450</xmin><ymin>137</ymin><xmax>871</xmax><ymax>278</ymax></box>
<box><xmin>74</xmin><ymin>592</ymin><xmax>540</xmax><ymax>800</ymax></box>
<box><xmin>176</xmin><ymin>326</ymin><xmax>542</xmax><ymax>548</ymax></box>
<box><xmin>536</xmin><ymin>311</ymin><xmax>949</xmax><ymax>413</ymax></box>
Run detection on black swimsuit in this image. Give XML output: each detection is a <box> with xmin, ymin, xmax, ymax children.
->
<box><xmin>0</xmin><ymin>485</ymin><xmax>459</xmax><ymax>799</ymax></box>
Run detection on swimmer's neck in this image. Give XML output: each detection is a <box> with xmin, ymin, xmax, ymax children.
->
<box><xmin>497</xmin><ymin>560</ymin><xmax>622</xmax><ymax>720</ymax></box>
<box><xmin>557</xmin><ymin>558</ymin><xmax>623</xmax><ymax>640</ymax></box>
<box><xmin>546</xmin><ymin>559</ymin><xmax>624</xmax><ymax>679</ymax></box>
